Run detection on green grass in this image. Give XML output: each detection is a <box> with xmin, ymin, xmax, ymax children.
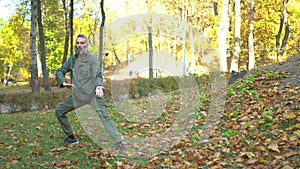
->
<box><xmin>0</xmin><ymin>110</ymin><xmax>123</xmax><ymax>168</ymax></box>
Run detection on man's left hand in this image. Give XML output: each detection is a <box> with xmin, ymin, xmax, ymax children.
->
<box><xmin>95</xmin><ymin>86</ymin><xmax>104</xmax><ymax>97</ymax></box>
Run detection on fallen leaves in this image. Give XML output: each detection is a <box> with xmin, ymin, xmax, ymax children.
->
<box><xmin>268</xmin><ymin>142</ymin><xmax>280</xmax><ymax>153</ymax></box>
<box><xmin>1</xmin><ymin>68</ymin><xmax>300</xmax><ymax>168</ymax></box>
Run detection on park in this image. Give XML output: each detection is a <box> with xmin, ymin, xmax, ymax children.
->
<box><xmin>0</xmin><ymin>0</ymin><xmax>299</xmax><ymax>168</ymax></box>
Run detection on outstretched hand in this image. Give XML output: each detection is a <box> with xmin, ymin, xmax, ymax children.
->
<box><xmin>95</xmin><ymin>86</ymin><xmax>104</xmax><ymax>97</ymax></box>
<box><xmin>63</xmin><ymin>82</ymin><xmax>76</xmax><ymax>89</ymax></box>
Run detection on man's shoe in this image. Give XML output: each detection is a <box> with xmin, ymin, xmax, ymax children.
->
<box><xmin>115</xmin><ymin>142</ymin><xmax>127</xmax><ymax>151</ymax></box>
<box><xmin>64</xmin><ymin>137</ymin><xmax>79</xmax><ymax>145</ymax></box>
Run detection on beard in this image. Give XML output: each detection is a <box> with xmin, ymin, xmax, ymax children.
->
<box><xmin>76</xmin><ymin>47</ymin><xmax>88</xmax><ymax>57</ymax></box>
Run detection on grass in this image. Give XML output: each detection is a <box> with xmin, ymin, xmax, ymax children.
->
<box><xmin>1</xmin><ymin>69</ymin><xmax>300</xmax><ymax>168</ymax></box>
<box><xmin>0</xmin><ymin>110</ymin><xmax>120</xmax><ymax>168</ymax></box>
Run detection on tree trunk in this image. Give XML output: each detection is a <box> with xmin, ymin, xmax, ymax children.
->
<box><xmin>248</xmin><ymin>0</ymin><xmax>255</xmax><ymax>70</ymax></box>
<box><xmin>112</xmin><ymin>47</ymin><xmax>121</xmax><ymax>64</ymax></box>
<box><xmin>276</xmin><ymin>0</ymin><xmax>290</xmax><ymax>63</ymax></box>
<box><xmin>189</xmin><ymin>27</ymin><xmax>195</xmax><ymax>69</ymax></box>
<box><xmin>213</xmin><ymin>0</ymin><xmax>218</xmax><ymax>16</ymax></box>
<box><xmin>146</xmin><ymin>0</ymin><xmax>153</xmax><ymax>79</ymax></box>
<box><xmin>230</xmin><ymin>0</ymin><xmax>241</xmax><ymax>73</ymax></box>
<box><xmin>218</xmin><ymin>0</ymin><xmax>229</xmax><ymax>72</ymax></box>
<box><xmin>148</xmin><ymin>26</ymin><xmax>153</xmax><ymax>79</ymax></box>
<box><xmin>37</xmin><ymin>0</ymin><xmax>51</xmax><ymax>90</ymax></box>
<box><xmin>99</xmin><ymin>0</ymin><xmax>105</xmax><ymax>69</ymax></box>
<box><xmin>69</xmin><ymin>0</ymin><xmax>74</xmax><ymax>56</ymax></box>
<box><xmin>62</xmin><ymin>0</ymin><xmax>69</xmax><ymax>64</ymax></box>
<box><xmin>30</xmin><ymin>0</ymin><xmax>40</xmax><ymax>93</ymax></box>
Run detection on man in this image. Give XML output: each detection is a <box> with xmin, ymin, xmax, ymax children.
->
<box><xmin>55</xmin><ymin>34</ymin><xmax>126</xmax><ymax>151</ymax></box>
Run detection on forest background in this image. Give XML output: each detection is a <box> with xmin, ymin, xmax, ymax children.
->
<box><xmin>0</xmin><ymin>0</ymin><xmax>299</xmax><ymax>91</ymax></box>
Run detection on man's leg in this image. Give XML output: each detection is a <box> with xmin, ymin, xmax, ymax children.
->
<box><xmin>92</xmin><ymin>97</ymin><xmax>123</xmax><ymax>144</ymax></box>
<box><xmin>55</xmin><ymin>96</ymin><xmax>76</xmax><ymax>138</ymax></box>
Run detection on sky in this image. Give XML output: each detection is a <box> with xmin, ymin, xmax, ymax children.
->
<box><xmin>0</xmin><ymin>0</ymin><xmax>126</xmax><ymax>21</ymax></box>
<box><xmin>0</xmin><ymin>0</ymin><xmax>16</xmax><ymax>21</ymax></box>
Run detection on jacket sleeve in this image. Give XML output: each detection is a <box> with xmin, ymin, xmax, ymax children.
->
<box><xmin>56</xmin><ymin>57</ymin><xmax>72</xmax><ymax>88</ymax></box>
<box><xmin>90</xmin><ymin>55</ymin><xmax>103</xmax><ymax>88</ymax></box>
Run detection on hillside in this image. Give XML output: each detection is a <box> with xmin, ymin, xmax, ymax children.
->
<box><xmin>0</xmin><ymin>55</ymin><xmax>299</xmax><ymax>168</ymax></box>
<box><xmin>145</xmin><ymin>55</ymin><xmax>300</xmax><ymax>168</ymax></box>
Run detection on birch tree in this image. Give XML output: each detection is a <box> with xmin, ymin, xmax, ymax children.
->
<box><xmin>30</xmin><ymin>0</ymin><xmax>40</xmax><ymax>93</ymax></box>
<box><xmin>146</xmin><ymin>0</ymin><xmax>154</xmax><ymax>78</ymax></box>
<box><xmin>248</xmin><ymin>0</ymin><xmax>255</xmax><ymax>70</ymax></box>
<box><xmin>276</xmin><ymin>0</ymin><xmax>290</xmax><ymax>63</ymax></box>
<box><xmin>230</xmin><ymin>0</ymin><xmax>241</xmax><ymax>72</ymax></box>
<box><xmin>218</xmin><ymin>0</ymin><xmax>229</xmax><ymax>72</ymax></box>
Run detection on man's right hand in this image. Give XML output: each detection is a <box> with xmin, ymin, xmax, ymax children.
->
<box><xmin>63</xmin><ymin>82</ymin><xmax>76</xmax><ymax>89</ymax></box>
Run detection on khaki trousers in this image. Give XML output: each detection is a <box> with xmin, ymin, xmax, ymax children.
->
<box><xmin>55</xmin><ymin>96</ymin><xmax>122</xmax><ymax>143</ymax></box>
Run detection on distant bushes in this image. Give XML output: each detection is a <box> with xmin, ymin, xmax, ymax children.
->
<box><xmin>0</xmin><ymin>74</ymin><xmax>211</xmax><ymax>113</ymax></box>
<box><xmin>0</xmin><ymin>88</ymin><xmax>71</xmax><ymax>113</ymax></box>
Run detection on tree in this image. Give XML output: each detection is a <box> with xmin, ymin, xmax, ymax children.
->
<box><xmin>146</xmin><ymin>0</ymin><xmax>154</xmax><ymax>78</ymax></box>
<box><xmin>276</xmin><ymin>0</ymin><xmax>290</xmax><ymax>63</ymax></box>
<box><xmin>30</xmin><ymin>0</ymin><xmax>40</xmax><ymax>93</ymax></box>
<box><xmin>248</xmin><ymin>0</ymin><xmax>255</xmax><ymax>70</ymax></box>
<box><xmin>37</xmin><ymin>0</ymin><xmax>51</xmax><ymax>90</ymax></box>
<box><xmin>230</xmin><ymin>0</ymin><xmax>241</xmax><ymax>72</ymax></box>
<box><xmin>99</xmin><ymin>0</ymin><xmax>105</xmax><ymax>69</ymax></box>
<box><xmin>69</xmin><ymin>0</ymin><xmax>74</xmax><ymax>56</ymax></box>
<box><xmin>218</xmin><ymin>0</ymin><xmax>229</xmax><ymax>72</ymax></box>
<box><xmin>62</xmin><ymin>0</ymin><xmax>69</xmax><ymax>64</ymax></box>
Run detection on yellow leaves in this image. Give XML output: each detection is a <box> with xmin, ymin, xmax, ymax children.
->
<box><xmin>283</xmin><ymin>111</ymin><xmax>296</xmax><ymax>119</ymax></box>
<box><xmin>239</xmin><ymin>152</ymin><xmax>255</xmax><ymax>159</ymax></box>
<box><xmin>293</xmin><ymin>130</ymin><xmax>300</xmax><ymax>138</ymax></box>
<box><xmin>57</xmin><ymin>160</ymin><xmax>71</xmax><ymax>167</ymax></box>
<box><xmin>32</xmin><ymin>147</ymin><xmax>46</xmax><ymax>156</ymax></box>
<box><xmin>5</xmin><ymin>145</ymin><xmax>13</xmax><ymax>150</ymax></box>
<box><xmin>50</xmin><ymin>146</ymin><xmax>68</xmax><ymax>152</ymax></box>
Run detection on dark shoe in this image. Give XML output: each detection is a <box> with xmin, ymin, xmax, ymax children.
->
<box><xmin>115</xmin><ymin>142</ymin><xmax>127</xmax><ymax>151</ymax></box>
<box><xmin>64</xmin><ymin>137</ymin><xmax>79</xmax><ymax>145</ymax></box>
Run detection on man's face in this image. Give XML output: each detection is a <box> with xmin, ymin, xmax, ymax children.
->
<box><xmin>75</xmin><ymin>37</ymin><xmax>88</xmax><ymax>55</ymax></box>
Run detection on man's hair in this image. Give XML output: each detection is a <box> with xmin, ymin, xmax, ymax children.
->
<box><xmin>77</xmin><ymin>34</ymin><xmax>87</xmax><ymax>40</ymax></box>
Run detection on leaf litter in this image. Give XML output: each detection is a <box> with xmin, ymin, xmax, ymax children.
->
<box><xmin>0</xmin><ymin>56</ymin><xmax>299</xmax><ymax>168</ymax></box>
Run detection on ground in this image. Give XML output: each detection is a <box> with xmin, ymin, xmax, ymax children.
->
<box><xmin>263</xmin><ymin>54</ymin><xmax>300</xmax><ymax>89</ymax></box>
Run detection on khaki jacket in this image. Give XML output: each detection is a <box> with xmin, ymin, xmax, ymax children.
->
<box><xmin>56</xmin><ymin>53</ymin><xmax>103</xmax><ymax>103</ymax></box>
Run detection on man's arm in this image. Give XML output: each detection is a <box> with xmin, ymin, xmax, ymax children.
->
<box><xmin>90</xmin><ymin>54</ymin><xmax>103</xmax><ymax>88</ymax></box>
<box><xmin>56</xmin><ymin>57</ymin><xmax>72</xmax><ymax>88</ymax></box>
<box><xmin>90</xmin><ymin>55</ymin><xmax>104</xmax><ymax>97</ymax></box>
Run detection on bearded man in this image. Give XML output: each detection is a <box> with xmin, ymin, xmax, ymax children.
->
<box><xmin>55</xmin><ymin>34</ymin><xmax>126</xmax><ymax>151</ymax></box>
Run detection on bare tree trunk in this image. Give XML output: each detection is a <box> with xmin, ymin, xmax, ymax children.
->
<box><xmin>37</xmin><ymin>0</ymin><xmax>51</xmax><ymax>90</ymax></box>
<box><xmin>112</xmin><ymin>47</ymin><xmax>121</xmax><ymax>64</ymax></box>
<box><xmin>276</xmin><ymin>0</ymin><xmax>290</xmax><ymax>63</ymax></box>
<box><xmin>218</xmin><ymin>0</ymin><xmax>229</xmax><ymax>72</ymax></box>
<box><xmin>230</xmin><ymin>0</ymin><xmax>241</xmax><ymax>72</ymax></box>
<box><xmin>146</xmin><ymin>0</ymin><xmax>153</xmax><ymax>79</ymax></box>
<box><xmin>148</xmin><ymin>26</ymin><xmax>153</xmax><ymax>79</ymax></box>
<box><xmin>69</xmin><ymin>0</ymin><xmax>74</xmax><ymax>56</ymax></box>
<box><xmin>248</xmin><ymin>0</ymin><xmax>255</xmax><ymax>70</ymax></box>
<box><xmin>189</xmin><ymin>28</ymin><xmax>195</xmax><ymax>69</ymax></box>
<box><xmin>30</xmin><ymin>0</ymin><xmax>40</xmax><ymax>93</ymax></box>
<box><xmin>62</xmin><ymin>0</ymin><xmax>69</xmax><ymax>64</ymax></box>
<box><xmin>213</xmin><ymin>0</ymin><xmax>218</xmax><ymax>16</ymax></box>
<box><xmin>99</xmin><ymin>0</ymin><xmax>105</xmax><ymax>69</ymax></box>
